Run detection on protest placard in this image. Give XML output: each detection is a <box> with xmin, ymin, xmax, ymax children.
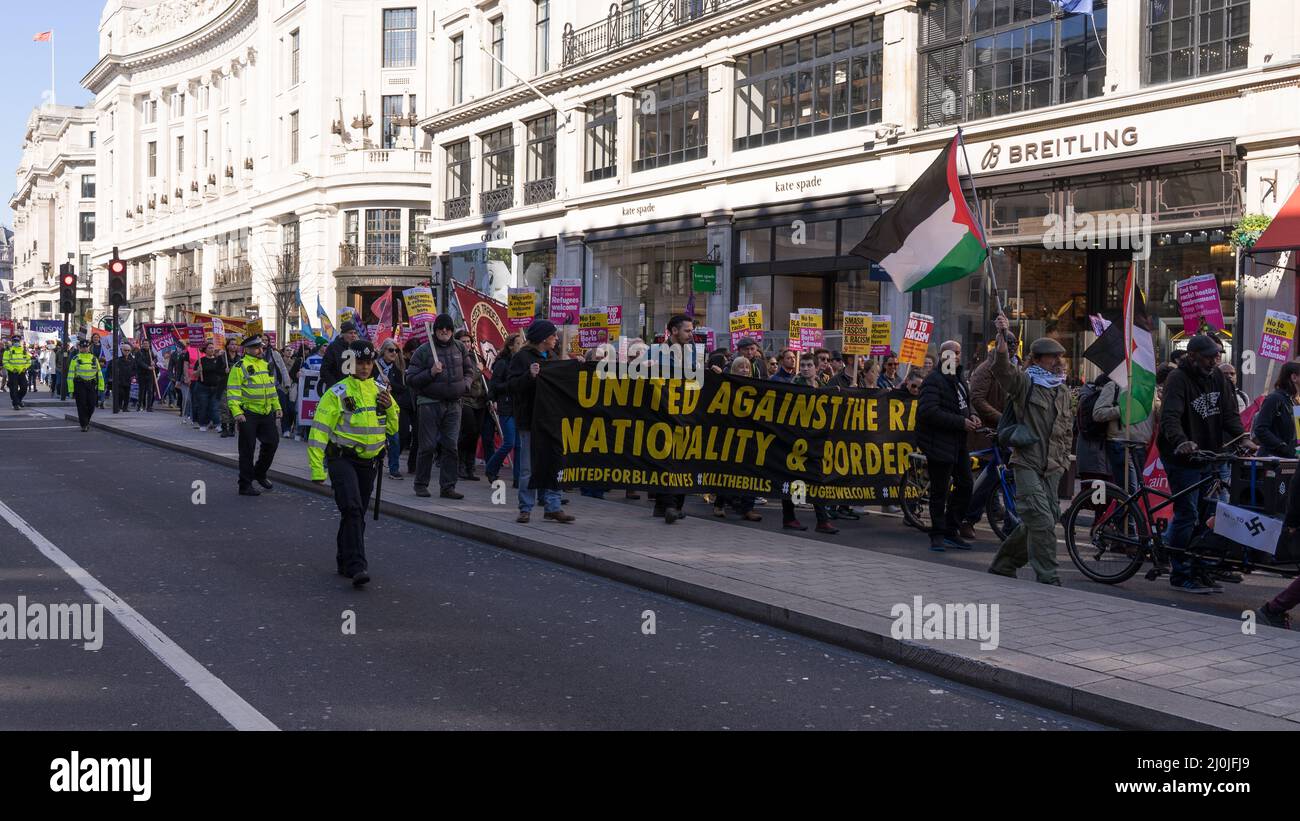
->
<box><xmin>898</xmin><ymin>312</ymin><xmax>935</xmax><ymax>367</ymax></box>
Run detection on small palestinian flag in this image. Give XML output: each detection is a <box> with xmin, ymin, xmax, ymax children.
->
<box><xmin>850</xmin><ymin>135</ymin><xmax>988</xmax><ymax>292</ymax></box>
<box><xmin>1083</xmin><ymin>265</ymin><xmax>1156</xmax><ymax>424</ymax></box>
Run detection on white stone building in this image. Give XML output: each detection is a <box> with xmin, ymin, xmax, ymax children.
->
<box><xmin>83</xmin><ymin>0</ymin><xmax>437</xmax><ymax>338</ymax></box>
<box><xmin>8</xmin><ymin>105</ymin><xmax>98</xmax><ymax>325</ymax></box>
<box><xmin>0</xmin><ymin>226</ymin><xmax>13</xmax><ymax>319</ymax></box>
<box><xmin>419</xmin><ymin>0</ymin><xmax>1300</xmax><ymax>395</ymax></box>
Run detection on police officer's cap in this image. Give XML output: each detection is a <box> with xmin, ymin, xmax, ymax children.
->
<box><xmin>349</xmin><ymin>340</ymin><xmax>377</xmax><ymax>361</ymax></box>
<box><xmin>241</xmin><ymin>336</ymin><xmax>264</xmax><ymax>350</ymax></box>
<box><xmin>77</xmin><ymin>337</ymin><xmax>90</xmax><ymax>346</ymax></box>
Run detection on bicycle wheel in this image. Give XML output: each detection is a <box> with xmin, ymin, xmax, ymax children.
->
<box><xmin>899</xmin><ymin>465</ymin><xmax>930</xmax><ymax>532</ymax></box>
<box><xmin>1063</xmin><ymin>482</ymin><xmax>1148</xmax><ymax>584</ymax></box>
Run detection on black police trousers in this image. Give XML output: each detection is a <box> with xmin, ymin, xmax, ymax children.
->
<box><xmin>73</xmin><ymin>380</ymin><xmax>98</xmax><ymax>428</ymax></box>
<box><xmin>236</xmin><ymin>411</ymin><xmax>279</xmax><ymax>490</ymax></box>
<box><xmin>328</xmin><ymin>455</ymin><xmax>377</xmax><ymax>577</ymax></box>
<box><xmin>7</xmin><ymin>372</ymin><xmax>27</xmax><ymax>408</ymax></box>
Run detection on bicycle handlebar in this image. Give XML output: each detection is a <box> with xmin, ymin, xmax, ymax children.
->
<box><xmin>1187</xmin><ymin>451</ymin><xmax>1237</xmax><ymax>464</ymax></box>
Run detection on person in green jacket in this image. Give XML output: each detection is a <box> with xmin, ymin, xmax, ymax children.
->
<box><xmin>308</xmin><ymin>340</ymin><xmax>399</xmax><ymax>587</ymax></box>
<box><xmin>67</xmin><ymin>337</ymin><xmax>105</xmax><ymax>431</ymax></box>
<box><xmin>987</xmin><ymin>313</ymin><xmax>1073</xmax><ymax>585</ymax></box>
<box><xmin>4</xmin><ymin>336</ymin><xmax>30</xmax><ymax>410</ymax></box>
<box><xmin>228</xmin><ymin>336</ymin><xmax>281</xmax><ymax>496</ymax></box>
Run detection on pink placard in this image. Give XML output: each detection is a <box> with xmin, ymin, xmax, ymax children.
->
<box><xmin>548</xmin><ymin>279</ymin><xmax>582</xmax><ymax>324</ymax></box>
<box><xmin>1176</xmin><ymin>275</ymin><xmax>1224</xmax><ymax>335</ymax></box>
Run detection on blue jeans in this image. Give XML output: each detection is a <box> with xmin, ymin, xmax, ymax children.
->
<box><xmin>386</xmin><ymin>432</ymin><xmax>401</xmax><ymax>476</ymax></box>
<box><xmin>1164</xmin><ymin>463</ymin><xmax>1224</xmax><ymax>583</ymax></box>
<box><xmin>1106</xmin><ymin>441</ymin><xmax>1142</xmax><ymax>495</ymax></box>
<box><xmin>191</xmin><ymin>382</ymin><xmax>220</xmax><ymax>427</ymax></box>
<box><xmin>517</xmin><ymin>430</ymin><xmax>561</xmax><ymax>514</ymax></box>
<box><xmin>484</xmin><ymin>414</ymin><xmax>521</xmax><ymax>484</ymax></box>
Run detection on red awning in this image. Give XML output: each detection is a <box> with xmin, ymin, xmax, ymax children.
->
<box><xmin>1252</xmin><ymin>183</ymin><xmax>1300</xmax><ymax>253</ymax></box>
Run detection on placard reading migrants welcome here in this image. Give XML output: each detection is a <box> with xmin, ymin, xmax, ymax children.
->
<box><xmin>531</xmin><ymin>363</ymin><xmax>919</xmax><ymax>503</ymax></box>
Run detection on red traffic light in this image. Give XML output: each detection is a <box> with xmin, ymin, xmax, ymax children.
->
<box><xmin>108</xmin><ymin>259</ymin><xmax>126</xmax><ymax>275</ymax></box>
<box><xmin>61</xmin><ymin>273</ymin><xmax>76</xmax><ymax>287</ymax></box>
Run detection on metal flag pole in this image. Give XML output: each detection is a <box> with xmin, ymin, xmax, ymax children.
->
<box><xmin>50</xmin><ymin>30</ymin><xmax>55</xmax><ymax>107</ymax></box>
<box><xmin>956</xmin><ymin>127</ymin><xmax>1008</xmax><ymax>338</ymax></box>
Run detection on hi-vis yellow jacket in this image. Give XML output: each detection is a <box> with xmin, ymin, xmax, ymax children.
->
<box><xmin>307</xmin><ymin>377</ymin><xmax>399</xmax><ymax>481</ymax></box>
<box><xmin>3</xmin><ymin>345</ymin><xmax>30</xmax><ymax>374</ymax></box>
<box><xmin>67</xmin><ymin>353</ymin><xmax>105</xmax><ymax>393</ymax></box>
<box><xmin>227</xmin><ymin>355</ymin><xmax>279</xmax><ymax>416</ymax></box>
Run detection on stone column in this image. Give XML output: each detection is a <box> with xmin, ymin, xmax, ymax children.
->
<box><xmin>248</xmin><ymin>219</ymin><xmax>279</xmax><ymax>328</ymax></box>
<box><xmin>1103</xmin><ymin>0</ymin><xmax>1142</xmax><ymax>96</ymax></box>
<box><xmin>152</xmin><ymin>252</ymin><xmax>169</xmax><ymax>323</ymax></box>
<box><xmin>615</xmin><ymin>88</ymin><xmax>635</xmax><ymax>181</ymax></box>
<box><xmin>200</xmin><ymin>239</ymin><xmax>218</xmax><ymax>313</ymax></box>
<box><xmin>704</xmin><ymin>55</ymin><xmax>735</xmax><ymax>172</ymax></box>
<box><xmin>703</xmin><ymin>210</ymin><xmax>733</xmax><ymax>337</ymax></box>
<box><xmin>881</xmin><ymin>5</ymin><xmax>918</xmax><ymax>134</ymax></box>
<box><xmin>557</xmin><ymin>101</ymin><xmax>585</xmax><ymax>200</ymax></box>
<box><xmin>297</xmin><ymin>204</ymin><xmax>337</xmax><ymax>322</ymax></box>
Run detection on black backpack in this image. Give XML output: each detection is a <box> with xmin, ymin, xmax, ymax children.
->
<box><xmin>1077</xmin><ymin>382</ymin><xmax>1109</xmax><ymax>441</ymax></box>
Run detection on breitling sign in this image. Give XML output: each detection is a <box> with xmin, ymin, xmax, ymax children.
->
<box><xmin>977</xmin><ymin>126</ymin><xmax>1140</xmax><ymax>171</ymax></box>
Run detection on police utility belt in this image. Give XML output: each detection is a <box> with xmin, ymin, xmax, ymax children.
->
<box><xmin>325</xmin><ymin>442</ymin><xmax>383</xmax><ymax>464</ymax></box>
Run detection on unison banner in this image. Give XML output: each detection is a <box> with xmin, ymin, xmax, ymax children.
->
<box><xmin>531</xmin><ymin>363</ymin><xmax>918</xmax><ymax>503</ymax></box>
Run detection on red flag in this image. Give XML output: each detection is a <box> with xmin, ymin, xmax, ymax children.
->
<box><xmin>33</xmin><ymin>31</ymin><xmax>51</xmax><ymax>42</ymax></box>
<box><xmin>370</xmin><ymin>287</ymin><xmax>393</xmax><ymax>327</ymax></box>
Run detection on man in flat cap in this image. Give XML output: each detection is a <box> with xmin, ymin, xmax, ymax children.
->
<box><xmin>987</xmin><ymin>314</ymin><xmax>1073</xmax><ymax>585</ymax></box>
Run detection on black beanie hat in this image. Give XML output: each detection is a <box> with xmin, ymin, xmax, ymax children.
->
<box><xmin>526</xmin><ymin>319</ymin><xmax>557</xmax><ymax>344</ymax></box>
<box><xmin>433</xmin><ymin>314</ymin><xmax>455</xmax><ymax>332</ymax></box>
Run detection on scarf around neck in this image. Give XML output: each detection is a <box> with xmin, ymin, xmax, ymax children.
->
<box><xmin>1026</xmin><ymin>364</ymin><xmax>1064</xmax><ymax>389</ymax></box>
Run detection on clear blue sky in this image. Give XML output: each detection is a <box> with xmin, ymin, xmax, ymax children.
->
<box><xmin>2</xmin><ymin>1</ymin><xmax>104</xmax><ymax>228</ymax></box>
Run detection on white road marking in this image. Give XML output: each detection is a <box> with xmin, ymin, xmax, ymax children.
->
<box><xmin>0</xmin><ymin>426</ymin><xmax>80</xmax><ymax>431</ymax></box>
<box><xmin>0</xmin><ymin>497</ymin><xmax>279</xmax><ymax>731</ymax></box>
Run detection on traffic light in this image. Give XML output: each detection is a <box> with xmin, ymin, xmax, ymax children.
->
<box><xmin>108</xmin><ymin>254</ymin><xmax>127</xmax><ymax>306</ymax></box>
<box><xmin>58</xmin><ymin>263</ymin><xmax>77</xmax><ymax>314</ymax></box>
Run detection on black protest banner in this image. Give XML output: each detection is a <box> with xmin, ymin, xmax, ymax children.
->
<box><xmin>531</xmin><ymin>363</ymin><xmax>918</xmax><ymax>504</ymax></box>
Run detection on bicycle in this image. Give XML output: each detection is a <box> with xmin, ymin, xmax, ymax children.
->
<box><xmin>899</xmin><ymin>429</ymin><xmax>1018</xmax><ymax>540</ymax></box>
<box><xmin>1062</xmin><ymin>447</ymin><xmax>1300</xmax><ymax>584</ymax></box>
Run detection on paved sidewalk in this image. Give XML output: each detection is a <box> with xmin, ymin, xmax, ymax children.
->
<box><xmin>63</xmin><ymin>403</ymin><xmax>1300</xmax><ymax>730</ymax></box>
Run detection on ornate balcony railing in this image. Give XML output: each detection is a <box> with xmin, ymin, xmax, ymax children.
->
<box><xmin>444</xmin><ymin>195</ymin><xmax>471</xmax><ymax>220</ymax></box>
<box><xmin>129</xmin><ymin>276</ymin><xmax>155</xmax><ymax>300</ymax></box>
<box><xmin>561</xmin><ymin>0</ymin><xmax>741</xmax><ymax>68</ymax></box>
<box><xmin>480</xmin><ymin>187</ymin><xmax>514</xmax><ymax>214</ymax></box>
<box><xmin>165</xmin><ymin>267</ymin><xmax>199</xmax><ymax>294</ymax></box>
<box><xmin>214</xmin><ymin>259</ymin><xmax>252</xmax><ymax>287</ymax></box>
<box><xmin>338</xmin><ymin>245</ymin><xmax>434</xmax><ymax>268</ymax></box>
<box><xmin>524</xmin><ymin>177</ymin><xmax>556</xmax><ymax>205</ymax></box>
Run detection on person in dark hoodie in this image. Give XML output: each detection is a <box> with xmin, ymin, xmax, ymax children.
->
<box><xmin>318</xmin><ymin>321</ymin><xmax>360</xmax><ymax>393</ymax></box>
<box><xmin>405</xmin><ymin>314</ymin><xmax>476</xmax><ymax>499</ymax></box>
<box><xmin>506</xmin><ymin>319</ymin><xmax>574</xmax><ymax>524</ymax></box>
<box><xmin>916</xmin><ymin>339</ymin><xmax>980</xmax><ymax>551</ymax></box>
<box><xmin>484</xmin><ymin>332</ymin><xmax>523</xmax><ymax>487</ymax></box>
<box><xmin>1158</xmin><ymin>333</ymin><xmax>1254</xmax><ymax>594</ymax></box>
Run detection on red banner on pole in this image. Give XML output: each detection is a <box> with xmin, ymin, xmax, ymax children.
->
<box><xmin>452</xmin><ymin>280</ymin><xmax>511</xmax><ymax>378</ymax></box>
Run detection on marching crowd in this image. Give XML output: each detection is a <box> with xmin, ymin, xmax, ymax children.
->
<box><xmin>6</xmin><ymin>311</ymin><xmax>1300</xmax><ymax>628</ymax></box>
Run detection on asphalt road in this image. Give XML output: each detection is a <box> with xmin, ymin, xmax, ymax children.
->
<box><xmin>0</xmin><ymin>406</ymin><xmax>1101</xmax><ymax>731</ymax></box>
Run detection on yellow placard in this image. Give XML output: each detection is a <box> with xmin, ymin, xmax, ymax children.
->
<box><xmin>729</xmin><ymin>311</ymin><xmax>748</xmax><ymax>334</ymax></box>
<box><xmin>579</xmin><ymin>309</ymin><xmax>609</xmax><ymax>329</ymax></box>
<box><xmin>798</xmin><ymin>308</ymin><xmax>823</xmax><ymax>329</ymax></box>
<box><xmin>508</xmin><ymin>289</ymin><xmax>536</xmax><ymax>321</ymax></box>
<box><xmin>842</xmin><ymin>312</ymin><xmax>872</xmax><ymax>355</ymax></box>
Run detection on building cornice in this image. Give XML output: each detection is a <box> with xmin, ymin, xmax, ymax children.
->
<box><xmin>421</xmin><ymin>0</ymin><xmax>827</xmax><ymax>137</ymax></box>
<box><xmin>82</xmin><ymin>0</ymin><xmax>258</xmax><ymax>94</ymax></box>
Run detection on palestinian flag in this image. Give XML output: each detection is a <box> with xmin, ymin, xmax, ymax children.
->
<box><xmin>1083</xmin><ymin>265</ymin><xmax>1156</xmax><ymax>424</ymax></box>
<box><xmin>850</xmin><ymin>135</ymin><xmax>988</xmax><ymax>292</ymax></box>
